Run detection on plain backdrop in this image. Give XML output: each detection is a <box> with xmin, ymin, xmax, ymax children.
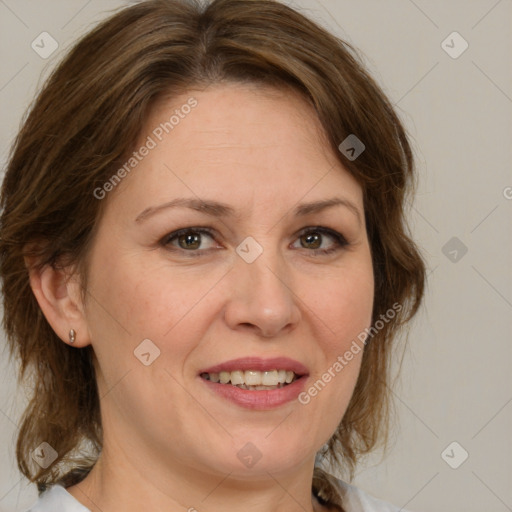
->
<box><xmin>1</xmin><ymin>1</ymin><xmax>511</xmax><ymax>511</ymax></box>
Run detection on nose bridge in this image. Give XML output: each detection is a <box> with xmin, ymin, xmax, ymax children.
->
<box><xmin>239</xmin><ymin>236</ymin><xmax>291</xmax><ymax>306</ymax></box>
<box><xmin>225</xmin><ymin>234</ymin><xmax>300</xmax><ymax>336</ymax></box>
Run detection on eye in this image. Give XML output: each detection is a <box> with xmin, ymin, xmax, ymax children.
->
<box><xmin>160</xmin><ymin>226</ymin><xmax>349</xmax><ymax>257</ymax></box>
<box><xmin>160</xmin><ymin>227</ymin><xmax>218</xmax><ymax>255</ymax></box>
<box><xmin>292</xmin><ymin>227</ymin><xmax>349</xmax><ymax>255</ymax></box>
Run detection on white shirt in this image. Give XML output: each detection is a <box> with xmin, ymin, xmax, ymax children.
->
<box><xmin>26</xmin><ymin>480</ymin><xmax>410</xmax><ymax>512</ymax></box>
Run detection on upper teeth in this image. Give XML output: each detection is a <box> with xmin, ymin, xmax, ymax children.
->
<box><xmin>203</xmin><ymin>370</ymin><xmax>296</xmax><ymax>386</ymax></box>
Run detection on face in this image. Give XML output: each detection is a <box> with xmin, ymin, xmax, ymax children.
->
<box><xmin>80</xmin><ymin>83</ymin><xmax>374</xmax><ymax>482</ymax></box>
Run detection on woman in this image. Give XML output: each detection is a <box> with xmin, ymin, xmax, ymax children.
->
<box><xmin>0</xmin><ymin>0</ymin><xmax>426</xmax><ymax>511</ymax></box>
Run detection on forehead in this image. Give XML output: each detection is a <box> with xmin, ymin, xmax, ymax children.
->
<box><xmin>150</xmin><ymin>83</ymin><xmax>327</xmax><ymax>153</ymax></box>
<box><xmin>105</xmin><ymin>82</ymin><xmax>363</xmax><ymax>219</ymax></box>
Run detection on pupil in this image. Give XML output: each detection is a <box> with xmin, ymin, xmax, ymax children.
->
<box><xmin>303</xmin><ymin>233</ymin><xmax>321</xmax><ymax>249</ymax></box>
<box><xmin>179</xmin><ymin>232</ymin><xmax>200</xmax><ymax>250</ymax></box>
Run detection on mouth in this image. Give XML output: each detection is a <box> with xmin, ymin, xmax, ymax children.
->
<box><xmin>200</xmin><ymin>369</ymin><xmax>300</xmax><ymax>390</ymax></box>
<box><xmin>198</xmin><ymin>357</ymin><xmax>309</xmax><ymax>409</ymax></box>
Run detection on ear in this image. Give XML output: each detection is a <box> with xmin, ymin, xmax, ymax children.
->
<box><xmin>25</xmin><ymin>256</ymin><xmax>91</xmax><ymax>347</ymax></box>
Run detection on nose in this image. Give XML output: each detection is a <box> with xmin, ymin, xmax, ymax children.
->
<box><xmin>223</xmin><ymin>243</ymin><xmax>301</xmax><ymax>338</ymax></box>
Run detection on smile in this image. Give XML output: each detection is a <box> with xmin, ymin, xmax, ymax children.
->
<box><xmin>200</xmin><ymin>369</ymin><xmax>298</xmax><ymax>390</ymax></box>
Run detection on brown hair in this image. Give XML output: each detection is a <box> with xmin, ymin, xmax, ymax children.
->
<box><xmin>0</xmin><ymin>0</ymin><xmax>426</xmax><ymax>508</ymax></box>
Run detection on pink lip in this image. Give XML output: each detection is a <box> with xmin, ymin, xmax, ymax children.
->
<box><xmin>200</xmin><ymin>377</ymin><xmax>307</xmax><ymax>410</ymax></box>
<box><xmin>199</xmin><ymin>357</ymin><xmax>309</xmax><ymax>376</ymax></box>
<box><xmin>198</xmin><ymin>357</ymin><xmax>309</xmax><ymax>410</ymax></box>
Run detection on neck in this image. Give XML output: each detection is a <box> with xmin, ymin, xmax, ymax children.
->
<box><xmin>66</xmin><ymin>439</ymin><xmax>329</xmax><ymax>512</ymax></box>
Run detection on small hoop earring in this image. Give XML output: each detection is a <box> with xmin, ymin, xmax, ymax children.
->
<box><xmin>69</xmin><ymin>329</ymin><xmax>76</xmax><ymax>344</ymax></box>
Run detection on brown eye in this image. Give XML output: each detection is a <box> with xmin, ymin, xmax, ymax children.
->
<box><xmin>293</xmin><ymin>227</ymin><xmax>349</xmax><ymax>255</ymax></box>
<box><xmin>161</xmin><ymin>228</ymin><xmax>217</xmax><ymax>254</ymax></box>
<box><xmin>177</xmin><ymin>231</ymin><xmax>202</xmax><ymax>250</ymax></box>
<box><xmin>300</xmin><ymin>232</ymin><xmax>322</xmax><ymax>250</ymax></box>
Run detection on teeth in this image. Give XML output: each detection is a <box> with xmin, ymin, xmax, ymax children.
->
<box><xmin>245</xmin><ymin>370</ymin><xmax>261</xmax><ymax>386</ymax></box>
<box><xmin>230</xmin><ymin>370</ymin><xmax>244</xmax><ymax>385</ymax></box>
<box><xmin>202</xmin><ymin>369</ymin><xmax>298</xmax><ymax>387</ymax></box>
<box><xmin>262</xmin><ymin>370</ymin><xmax>278</xmax><ymax>386</ymax></box>
<box><xmin>230</xmin><ymin>383</ymin><xmax>285</xmax><ymax>390</ymax></box>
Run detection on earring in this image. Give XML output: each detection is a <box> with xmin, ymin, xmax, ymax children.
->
<box><xmin>69</xmin><ymin>329</ymin><xmax>76</xmax><ymax>344</ymax></box>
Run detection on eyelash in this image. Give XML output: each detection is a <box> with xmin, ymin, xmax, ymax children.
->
<box><xmin>159</xmin><ymin>226</ymin><xmax>349</xmax><ymax>258</ymax></box>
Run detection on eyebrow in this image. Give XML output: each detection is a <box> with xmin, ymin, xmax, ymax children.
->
<box><xmin>135</xmin><ymin>197</ymin><xmax>362</xmax><ymax>226</ymax></box>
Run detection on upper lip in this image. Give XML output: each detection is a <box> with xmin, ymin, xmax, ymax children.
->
<box><xmin>199</xmin><ymin>357</ymin><xmax>309</xmax><ymax>376</ymax></box>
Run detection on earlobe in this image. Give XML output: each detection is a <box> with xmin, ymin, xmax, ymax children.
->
<box><xmin>25</xmin><ymin>257</ymin><xmax>90</xmax><ymax>347</ymax></box>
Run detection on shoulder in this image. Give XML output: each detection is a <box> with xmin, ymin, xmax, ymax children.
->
<box><xmin>333</xmin><ymin>477</ymin><xmax>411</xmax><ymax>512</ymax></box>
<box><xmin>25</xmin><ymin>485</ymin><xmax>91</xmax><ymax>512</ymax></box>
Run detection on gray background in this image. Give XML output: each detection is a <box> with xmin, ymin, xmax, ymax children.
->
<box><xmin>1</xmin><ymin>1</ymin><xmax>511</xmax><ymax>511</ymax></box>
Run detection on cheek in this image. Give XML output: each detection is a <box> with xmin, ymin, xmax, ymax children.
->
<box><xmin>314</xmin><ymin>259</ymin><xmax>374</xmax><ymax>350</ymax></box>
<box><xmin>84</xmin><ymin>256</ymin><xmax>206</xmax><ymax>423</ymax></box>
<box><xmin>303</xmin><ymin>256</ymin><xmax>373</xmax><ymax>407</ymax></box>
<box><xmin>84</xmin><ymin>251</ymin><xmax>225</xmax><ymax>378</ymax></box>
<box><xmin>87</xmin><ymin>252</ymin><xmax>196</xmax><ymax>333</ymax></box>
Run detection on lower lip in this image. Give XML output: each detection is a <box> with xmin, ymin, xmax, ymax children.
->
<box><xmin>200</xmin><ymin>376</ymin><xmax>308</xmax><ymax>410</ymax></box>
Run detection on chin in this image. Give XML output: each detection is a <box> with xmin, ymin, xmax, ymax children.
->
<box><xmin>207</xmin><ymin>431</ymin><xmax>317</xmax><ymax>479</ymax></box>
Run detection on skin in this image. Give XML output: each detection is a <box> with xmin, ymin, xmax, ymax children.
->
<box><xmin>29</xmin><ymin>82</ymin><xmax>374</xmax><ymax>512</ymax></box>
